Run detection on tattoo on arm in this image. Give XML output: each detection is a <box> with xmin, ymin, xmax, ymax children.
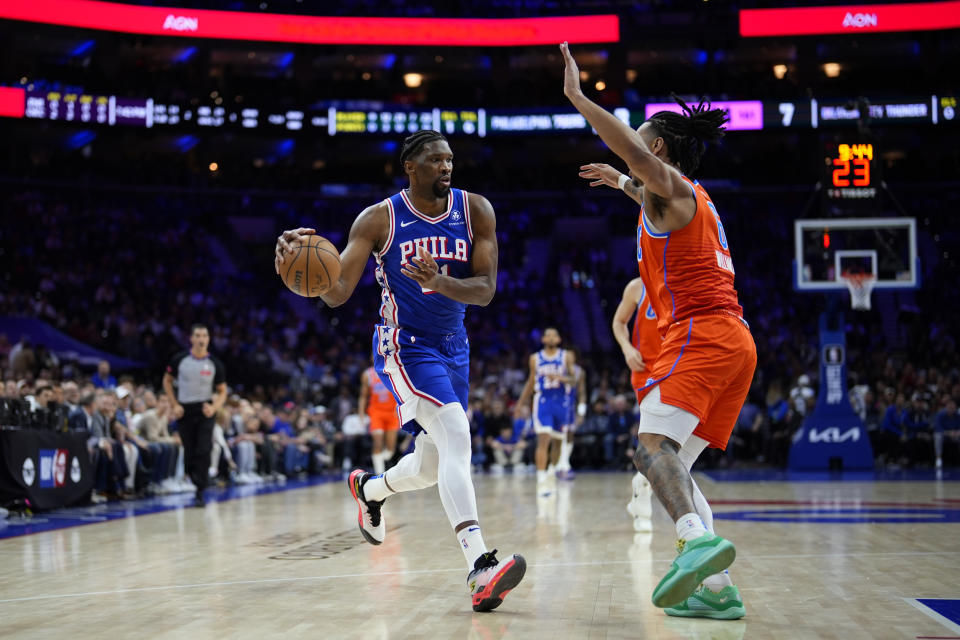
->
<box><xmin>623</xmin><ymin>179</ymin><xmax>644</xmax><ymax>205</ymax></box>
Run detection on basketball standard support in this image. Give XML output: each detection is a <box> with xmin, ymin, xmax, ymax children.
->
<box><xmin>788</xmin><ymin>310</ymin><xmax>874</xmax><ymax>471</ymax></box>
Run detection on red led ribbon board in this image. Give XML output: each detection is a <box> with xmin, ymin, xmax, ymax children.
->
<box><xmin>0</xmin><ymin>87</ymin><xmax>26</xmax><ymax>118</ymax></box>
<box><xmin>740</xmin><ymin>1</ymin><xmax>960</xmax><ymax>37</ymax></box>
<box><xmin>0</xmin><ymin>0</ymin><xmax>619</xmax><ymax>46</ymax></box>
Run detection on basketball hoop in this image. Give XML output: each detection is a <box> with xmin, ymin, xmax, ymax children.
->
<box><xmin>841</xmin><ymin>272</ymin><xmax>876</xmax><ymax>310</ymax></box>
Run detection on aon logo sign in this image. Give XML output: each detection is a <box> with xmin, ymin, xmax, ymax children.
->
<box><xmin>808</xmin><ymin>427</ymin><xmax>861</xmax><ymax>444</ymax></box>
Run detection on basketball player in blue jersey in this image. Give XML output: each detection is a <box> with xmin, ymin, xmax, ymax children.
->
<box><xmin>274</xmin><ymin>130</ymin><xmax>525</xmax><ymax>612</ymax></box>
<box><xmin>515</xmin><ymin>327</ymin><xmax>576</xmax><ymax>496</ymax></box>
<box><xmin>556</xmin><ymin>360</ymin><xmax>586</xmax><ymax>480</ymax></box>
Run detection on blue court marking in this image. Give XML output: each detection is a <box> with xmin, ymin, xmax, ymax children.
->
<box><xmin>912</xmin><ymin>599</ymin><xmax>960</xmax><ymax>635</ymax></box>
<box><xmin>714</xmin><ymin>507</ymin><xmax>960</xmax><ymax>524</ymax></box>
<box><xmin>702</xmin><ymin>468</ymin><xmax>960</xmax><ymax>483</ymax></box>
<box><xmin>0</xmin><ymin>474</ymin><xmax>341</xmax><ymax>539</ymax></box>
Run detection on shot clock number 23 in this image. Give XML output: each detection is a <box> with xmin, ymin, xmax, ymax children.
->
<box><xmin>831</xmin><ymin>143</ymin><xmax>873</xmax><ymax>188</ymax></box>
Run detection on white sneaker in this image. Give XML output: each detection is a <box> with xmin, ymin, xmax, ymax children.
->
<box><xmin>347</xmin><ymin>469</ymin><xmax>385</xmax><ymax>545</ymax></box>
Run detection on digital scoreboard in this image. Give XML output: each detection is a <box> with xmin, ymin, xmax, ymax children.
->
<box><xmin>3</xmin><ymin>84</ymin><xmax>955</xmax><ymax>137</ymax></box>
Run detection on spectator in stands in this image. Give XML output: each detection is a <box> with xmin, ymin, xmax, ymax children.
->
<box><xmin>934</xmin><ymin>398</ymin><xmax>960</xmax><ymax>468</ymax></box>
<box><xmin>338</xmin><ymin>407</ymin><xmax>368</xmax><ymax>473</ymax></box>
<box><xmin>112</xmin><ymin>417</ymin><xmax>149</xmax><ymax>494</ymax></box>
<box><xmin>904</xmin><ymin>392</ymin><xmax>933</xmax><ymax>466</ymax></box>
<box><xmin>9</xmin><ymin>337</ymin><xmax>35</xmax><ymax>377</ymax></box>
<box><xmin>258</xmin><ymin>406</ymin><xmax>288</xmax><ymax>480</ymax></box>
<box><xmin>489</xmin><ymin>421</ymin><xmax>527</xmax><ymax>472</ymax></box>
<box><xmin>880</xmin><ymin>392</ymin><xmax>908</xmax><ymax>467</ymax></box>
<box><xmin>789</xmin><ymin>374</ymin><xmax>815</xmax><ymax>418</ymax></box>
<box><xmin>92</xmin><ymin>360</ymin><xmax>117</xmax><ymax>389</ymax></box>
<box><xmin>62</xmin><ymin>381</ymin><xmax>80</xmax><ymax>413</ymax></box>
<box><xmin>232</xmin><ymin>413</ymin><xmax>264</xmax><ymax>484</ymax></box>
<box><xmin>604</xmin><ymin>394</ymin><xmax>635</xmax><ymax>469</ymax></box>
<box><xmin>31</xmin><ymin>384</ymin><xmax>54</xmax><ymax>413</ymax></box>
<box><xmin>68</xmin><ymin>393</ymin><xmax>97</xmax><ymax>432</ymax></box>
<box><xmin>210</xmin><ymin>409</ymin><xmax>237</xmax><ymax>483</ymax></box>
<box><xmin>137</xmin><ymin>395</ymin><xmax>180</xmax><ymax>492</ymax></box>
<box><xmin>732</xmin><ymin>394</ymin><xmax>765</xmax><ymax>463</ymax></box>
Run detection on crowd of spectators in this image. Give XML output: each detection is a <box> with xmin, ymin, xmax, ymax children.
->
<box><xmin>1</xmin><ymin>183</ymin><xmax>958</xmax><ymax>510</ymax></box>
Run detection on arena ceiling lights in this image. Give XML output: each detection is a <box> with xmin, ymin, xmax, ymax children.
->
<box><xmin>740</xmin><ymin>1</ymin><xmax>960</xmax><ymax>37</ymax></box>
<box><xmin>0</xmin><ymin>0</ymin><xmax>619</xmax><ymax>46</ymax></box>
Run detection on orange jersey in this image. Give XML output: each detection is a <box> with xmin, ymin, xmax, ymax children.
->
<box><xmin>366</xmin><ymin>367</ymin><xmax>397</xmax><ymax>415</ymax></box>
<box><xmin>637</xmin><ymin>177</ymin><xmax>743</xmax><ymax>335</ymax></box>
<box><xmin>631</xmin><ymin>284</ymin><xmax>662</xmax><ymax>390</ymax></box>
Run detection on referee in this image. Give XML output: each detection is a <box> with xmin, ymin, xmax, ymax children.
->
<box><xmin>163</xmin><ymin>324</ymin><xmax>227</xmax><ymax>507</ymax></box>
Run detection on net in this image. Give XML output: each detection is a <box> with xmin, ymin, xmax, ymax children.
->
<box><xmin>841</xmin><ymin>272</ymin><xmax>877</xmax><ymax>310</ymax></box>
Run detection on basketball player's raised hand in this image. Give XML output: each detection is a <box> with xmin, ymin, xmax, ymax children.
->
<box><xmin>560</xmin><ymin>42</ymin><xmax>583</xmax><ymax>100</ymax></box>
<box><xmin>401</xmin><ymin>246</ymin><xmax>440</xmax><ymax>288</ymax></box>
<box><xmin>579</xmin><ymin>163</ymin><xmax>622</xmax><ymax>188</ymax></box>
<box><xmin>274</xmin><ymin>227</ymin><xmax>317</xmax><ymax>273</ymax></box>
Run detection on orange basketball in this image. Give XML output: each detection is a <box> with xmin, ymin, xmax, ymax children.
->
<box><xmin>281</xmin><ymin>234</ymin><xmax>341</xmax><ymax>297</ymax></box>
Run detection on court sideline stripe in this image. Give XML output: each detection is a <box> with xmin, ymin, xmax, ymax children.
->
<box><xmin>1</xmin><ymin>551</ymin><xmax>958</xmax><ymax>605</ymax></box>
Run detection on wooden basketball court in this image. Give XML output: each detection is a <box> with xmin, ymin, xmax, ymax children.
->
<box><xmin>1</xmin><ymin>471</ymin><xmax>958</xmax><ymax>639</ymax></box>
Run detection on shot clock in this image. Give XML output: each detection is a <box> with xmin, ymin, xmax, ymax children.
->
<box><xmin>824</xmin><ymin>141</ymin><xmax>880</xmax><ymax>203</ymax></box>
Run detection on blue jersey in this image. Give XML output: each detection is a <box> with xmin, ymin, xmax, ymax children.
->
<box><xmin>375</xmin><ymin>188</ymin><xmax>474</xmax><ymax>336</ymax></box>
<box><xmin>535</xmin><ymin>349</ymin><xmax>567</xmax><ymax>398</ymax></box>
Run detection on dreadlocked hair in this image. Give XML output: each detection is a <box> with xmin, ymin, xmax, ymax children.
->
<box><xmin>647</xmin><ymin>94</ymin><xmax>729</xmax><ymax>176</ymax></box>
<box><xmin>400</xmin><ymin>130</ymin><xmax>448</xmax><ymax>166</ymax></box>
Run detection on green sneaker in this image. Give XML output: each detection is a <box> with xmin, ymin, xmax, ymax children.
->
<box><xmin>664</xmin><ymin>584</ymin><xmax>745</xmax><ymax>620</ymax></box>
<box><xmin>651</xmin><ymin>533</ymin><xmax>736</xmax><ymax>608</ymax></box>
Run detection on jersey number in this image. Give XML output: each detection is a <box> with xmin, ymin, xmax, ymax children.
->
<box><xmin>707</xmin><ymin>201</ymin><xmax>729</xmax><ymax>250</ymax></box>
<box><xmin>421</xmin><ymin>264</ymin><xmax>450</xmax><ymax>294</ymax></box>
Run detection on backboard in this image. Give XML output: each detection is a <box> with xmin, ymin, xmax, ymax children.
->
<box><xmin>793</xmin><ymin>217</ymin><xmax>918</xmax><ymax>292</ymax></box>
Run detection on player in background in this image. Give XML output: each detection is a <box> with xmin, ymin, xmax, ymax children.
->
<box><xmin>610</xmin><ymin>276</ymin><xmax>662</xmax><ymax>532</ymax></box>
<box><xmin>563</xmin><ymin>42</ymin><xmax>755</xmax><ymax>620</ymax></box>
<box><xmin>358</xmin><ymin>363</ymin><xmax>400</xmax><ymax>474</ymax></box>
<box><xmin>515</xmin><ymin>328</ymin><xmax>575</xmax><ymax>497</ymax></box>
<box><xmin>555</xmin><ymin>358</ymin><xmax>586</xmax><ymax>480</ymax></box>
<box><xmin>274</xmin><ymin>130</ymin><xmax>525</xmax><ymax>612</ymax></box>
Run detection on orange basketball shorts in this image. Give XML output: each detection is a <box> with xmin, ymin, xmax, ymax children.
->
<box><xmin>631</xmin><ymin>368</ymin><xmax>654</xmax><ymax>401</ymax></box>
<box><xmin>635</xmin><ymin>314</ymin><xmax>756</xmax><ymax>450</ymax></box>
<box><xmin>369</xmin><ymin>410</ymin><xmax>400</xmax><ymax>433</ymax></box>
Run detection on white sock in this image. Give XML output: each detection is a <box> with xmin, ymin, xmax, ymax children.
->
<box><xmin>558</xmin><ymin>438</ymin><xmax>572</xmax><ymax>471</ymax></box>
<box><xmin>675</xmin><ymin>512</ymin><xmax>708</xmax><ymax>542</ymax></box>
<box><xmin>537</xmin><ymin>469</ymin><xmax>548</xmax><ymax>483</ymax></box>
<box><xmin>703</xmin><ymin>570</ymin><xmax>734</xmax><ymax>591</ymax></box>
<box><xmin>361</xmin><ymin>473</ymin><xmax>389</xmax><ymax>502</ymax></box>
<box><xmin>372</xmin><ymin>451</ymin><xmax>385</xmax><ymax>475</ymax></box>
<box><xmin>459</xmin><ymin>524</ymin><xmax>488</xmax><ymax>569</ymax></box>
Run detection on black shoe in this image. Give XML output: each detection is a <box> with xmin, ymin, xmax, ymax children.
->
<box><xmin>193</xmin><ymin>492</ymin><xmax>206</xmax><ymax>508</ymax></box>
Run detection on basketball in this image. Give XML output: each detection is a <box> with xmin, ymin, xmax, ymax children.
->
<box><xmin>281</xmin><ymin>235</ymin><xmax>341</xmax><ymax>297</ymax></box>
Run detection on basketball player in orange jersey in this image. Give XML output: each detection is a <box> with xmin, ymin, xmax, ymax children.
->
<box><xmin>611</xmin><ymin>276</ymin><xmax>661</xmax><ymax>533</ymax></box>
<box><xmin>274</xmin><ymin>130</ymin><xmax>525</xmax><ymax>613</ymax></box>
<box><xmin>358</xmin><ymin>364</ymin><xmax>400</xmax><ymax>474</ymax></box>
<box><xmin>563</xmin><ymin>42</ymin><xmax>755</xmax><ymax>619</ymax></box>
